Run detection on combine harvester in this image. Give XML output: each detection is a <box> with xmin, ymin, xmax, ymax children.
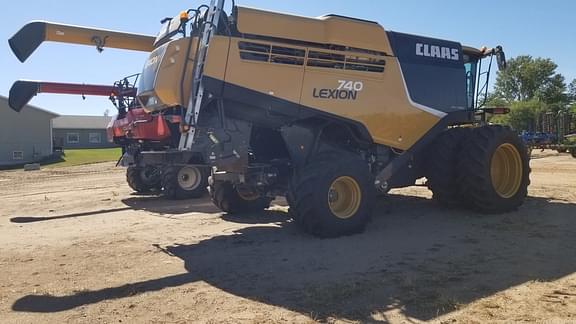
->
<box><xmin>9</xmin><ymin>77</ymin><xmax>209</xmax><ymax>199</ymax></box>
<box><xmin>9</xmin><ymin>1</ymin><xmax>530</xmax><ymax>237</ymax></box>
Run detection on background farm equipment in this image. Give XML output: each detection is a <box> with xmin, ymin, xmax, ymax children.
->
<box><xmin>521</xmin><ymin>111</ymin><xmax>576</xmax><ymax>158</ymax></box>
<box><xmin>8</xmin><ymin>75</ymin><xmax>209</xmax><ymax>198</ymax></box>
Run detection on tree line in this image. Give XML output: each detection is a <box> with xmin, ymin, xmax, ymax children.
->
<box><xmin>488</xmin><ymin>55</ymin><xmax>576</xmax><ymax>133</ymax></box>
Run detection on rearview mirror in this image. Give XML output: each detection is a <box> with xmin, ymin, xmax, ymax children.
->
<box><xmin>495</xmin><ymin>45</ymin><xmax>506</xmax><ymax>71</ymax></box>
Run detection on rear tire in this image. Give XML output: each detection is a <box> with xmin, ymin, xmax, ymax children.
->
<box><xmin>126</xmin><ymin>166</ymin><xmax>161</xmax><ymax>193</ymax></box>
<box><xmin>209</xmin><ymin>181</ymin><xmax>272</xmax><ymax>214</ymax></box>
<box><xmin>457</xmin><ymin>125</ymin><xmax>530</xmax><ymax>213</ymax></box>
<box><xmin>288</xmin><ymin>154</ymin><xmax>375</xmax><ymax>238</ymax></box>
<box><xmin>425</xmin><ymin>127</ymin><xmax>470</xmax><ymax>206</ymax></box>
<box><xmin>162</xmin><ymin>166</ymin><xmax>208</xmax><ymax>200</ymax></box>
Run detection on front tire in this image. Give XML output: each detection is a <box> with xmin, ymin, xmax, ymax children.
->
<box><xmin>458</xmin><ymin>125</ymin><xmax>530</xmax><ymax>213</ymax></box>
<box><xmin>288</xmin><ymin>154</ymin><xmax>375</xmax><ymax>238</ymax></box>
<box><xmin>162</xmin><ymin>166</ymin><xmax>208</xmax><ymax>200</ymax></box>
<box><xmin>425</xmin><ymin>127</ymin><xmax>470</xmax><ymax>206</ymax></box>
<box><xmin>209</xmin><ymin>181</ymin><xmax>272</xmax><ymax>213</ymax></box>
<box><xmin>126</xmin><ymin>166</ymin><xmax>161</xmax><ymax>193</ymax></box>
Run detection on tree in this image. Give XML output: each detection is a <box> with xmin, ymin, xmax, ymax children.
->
<box><xmin>493</xmin><ymin>56</ymin><xmax>567</xmax><ymax>105</ymax></box>
<box><xmin>541</xmin><ymin>74</ymin><xmax>568</xmax><ymax>110</ymax></box>
<box><xmin>485</xmin><ymin>93</ymin><xmax>508</xmax><ymax>107</ymax></box>
<box><xmin>569</xmin><ymin>79</ymin><xmax>576</xmax><ymax>102</ymax></box>
<box><xmin>492</xmin><ymin>100</ymin><xmax>546</xmax><ymax>131</ymax></box>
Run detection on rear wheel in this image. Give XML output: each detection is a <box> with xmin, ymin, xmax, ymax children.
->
<box><xmin>425</xmin><ymin>127</ymin><xmax>470</xmax><ymax>206</ymax></box>
<box><xmin>458</xmin><ymin>125</ymin><xmax>530</xmax><ymax>213</ymax></box>
<box><xmin>209</xmin><ymin>181</ymin><xmax>272</xmax><ymax>213</ymax></box>
<box><xmin>288</xmin><ymin>154</ymin><xmax>375</xmax><ymax>238</ymax></box>
<box><xmin>126</xmin><ymin>166</ymin><xmax>161</xmax><ymax>193</ymax></box>
<box><xmin>162</xmin><ymin>165</ymin><xmax>208</xmax><ymax>200</ymax></box>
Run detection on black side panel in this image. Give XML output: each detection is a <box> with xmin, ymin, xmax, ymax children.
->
<box><xmin>376</xmin><ymin>109</ymin><xmax>474</xmax><ymax>186</ymax></box>
<box><xmin>222</xmin><ymin>79</ymin><xmax>301</xmax><ymax>120</ymax></box>
<box><xmin>387</xmin><ymin>31</ymin><xmax>467</xmax><ymax>113</ymax></box>
<box><xmin>9</xmin><ymin>22</ymin><xmax>47</xmax><ymax>63</ymax></box>
<box><xmin>204</xmin><ymin>76</ymin><xmax>373</xmax><ymax>144</ymax></box>
<box><xmin>9</xmin><ymin>81</ymin><xmax>40</xmax><ymax>112</ymax></box>
<box><xmin>280</xmin><ymin>122</ymin><xmax>319</xmax><ymax>169</ymax></box>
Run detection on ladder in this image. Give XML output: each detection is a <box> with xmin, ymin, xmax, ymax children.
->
<box><xmin>179</xmin><ymin>0</ymin><xmax>226</xmax><ymax>150</ymax></box>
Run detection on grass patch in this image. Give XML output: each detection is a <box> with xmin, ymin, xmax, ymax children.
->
<box><xmin>47</xmin><ymin>148</ymin><xmax>122</xmax><ymax>168</ymax></box>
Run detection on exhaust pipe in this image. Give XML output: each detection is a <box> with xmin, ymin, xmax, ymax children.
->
<box><xmin>9</xmin><ymin>21</ymin><xmax>156</xmax><ymax>62</ymax></box>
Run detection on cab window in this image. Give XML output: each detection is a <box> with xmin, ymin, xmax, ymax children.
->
<box><xmin>463</xmin><ymin>54</ymin><xmax>478</xmax><ymax>109</ymax></box>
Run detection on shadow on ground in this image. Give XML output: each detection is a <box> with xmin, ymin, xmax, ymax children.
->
<box><xmin>9</xmin><ymin>194</ymin><xmax>287</xmax><ymax>223</ymax></box>
<box><xmin>121</xmin><ymin>196</ymin><xmax>220</xmax><ymax>215</ymax></box>
<box><xmin>122</xmin><ymin>196</ymin><xmax>287</xmax><ymax>217</ymax></box>
<box><xmin>10</xmin><ymin>207</ymin><xmax>133</xmax><ymax>223</ymax></box>
<box><xmin>12</xmin><ymin>194</ymin><xmax>576</xmax><ymax>322</ymax></box>
<box><xmin>8</xmin><ymin>195</ymin><xmax>215</xmax><ymax>223</ymax></box>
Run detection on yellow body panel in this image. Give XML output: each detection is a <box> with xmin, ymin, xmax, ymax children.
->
<box><xmin>220</xmin><ymin>35</ymin><xmax>440</xmax><ymax>150</ymax></box>
<box><xmin>229</xmin><ymin>7</ymin><xmax>442</xmax><ymax>149</ymax></box>
<box><xmin>223</xmin><ymin>38</ymin><xmax>306</xmax><ymax>104</ymax></box>
<box><xmin>141</xmin><ymin>36</ymin><xmax>230</xmax><ymax>110</ymax></box>
<box><xmin>144</xmin><ymin>8</ymin><xmax>449</xmax><ymax>149</ymax></box>
<box><xmin>153</xmin><ymin>38</ymin><xmax>197</xmax><ymax>108</ymax></box>
<box><xmin>236</xmin><ymin>7</ymin><xmax>393</xmax><ymax>54</ymax></box>
<box><xmin>300</xmin><ymin>57</ymin><xmax>440</xmax><ymax>149</ymax></box>
<box><xmin>203</xmin><ymin>36</ymin><xmax>232</xmax><ymax>83</ymax></box>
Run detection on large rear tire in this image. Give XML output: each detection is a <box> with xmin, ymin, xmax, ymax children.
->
<box><xmin>162</xmin><ymin>166</ymin><xmax>208</xmax><ymax>200</ymax></box>
<box><xmin>209</xmin><ymin>181</ymin><xmax>272</xmax><ymax>214</ymax></box>
<box><xmin>458</xmin><ymin>125</ymin><xmax>530</xmax><ymax>213</ymax></box>
<box><xmin>126</xmin><ymin>166</ymin><xmax>161</xmax><ymax>193</ymax></box>
<box><xmin>288</xmin><ymin>154</ymin><xmax>375</xmax><ymax>238</ymax></box>
<box><xmin>425</xmin><ymin>127</ymin><xmax>471</xmax><ymax>206</ymax></box>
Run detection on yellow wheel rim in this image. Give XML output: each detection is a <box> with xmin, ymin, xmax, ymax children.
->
<box><xmin>328</xmin><ymin>176</ymin><xmax>362</xmax><ymax>219</ymax></box>
<box><xmin>491</xmin><ymin>143</ymin><xmax>523</xmax><ymax>198</ymax></box>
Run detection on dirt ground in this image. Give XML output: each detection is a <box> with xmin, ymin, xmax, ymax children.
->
<box><xmin>0</xmin><ymin>150</ymin><xmax>575</xmax><ymax>324</ymax></box>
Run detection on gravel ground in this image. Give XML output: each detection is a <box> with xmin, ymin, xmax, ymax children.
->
<box><xmin>0</xmin><ymin>150</ymin><xmax>575</xmax><ymax>323</ymax></box>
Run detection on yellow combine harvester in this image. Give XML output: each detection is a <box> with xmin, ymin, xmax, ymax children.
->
<box><xmin>9</xmin><ymin>1</ymin><xmax>530</xmax><ymax>237</ymax></box>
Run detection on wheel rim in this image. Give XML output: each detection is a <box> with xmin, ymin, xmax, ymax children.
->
<box><xmin>177</xmin><ymin>166</ymin><xmax>201</xmax><ymax>191</ymax></box>
<box><xmin>236</xmin><ymin>186</ymin><xmax>260</xmax><ymax>201</ymax></box>
<box><xmin>139</xmin><ymin>167</ymin><xmax>158</xmax><ymax>185</ymax></box>
<box><xmin>491</xmin><ymin>143</ymin><xmax>523</xmax><ymax>198</ymax></box>
<box><xmin>328</xmin><ymin>176</ymin><xmax>362</xmax><ymax>219</ymax></box>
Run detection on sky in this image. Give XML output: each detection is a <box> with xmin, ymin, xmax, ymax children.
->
<box><xmin>1</xmin><ymin>0</ymin><xmax>575</xmax><ymax>116</ymax></box>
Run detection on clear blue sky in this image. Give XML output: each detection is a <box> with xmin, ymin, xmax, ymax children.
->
<box><xmin>1</xmin><ymin>0</ymin><xmax>574</xmax><ymax>116</ymax></box>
